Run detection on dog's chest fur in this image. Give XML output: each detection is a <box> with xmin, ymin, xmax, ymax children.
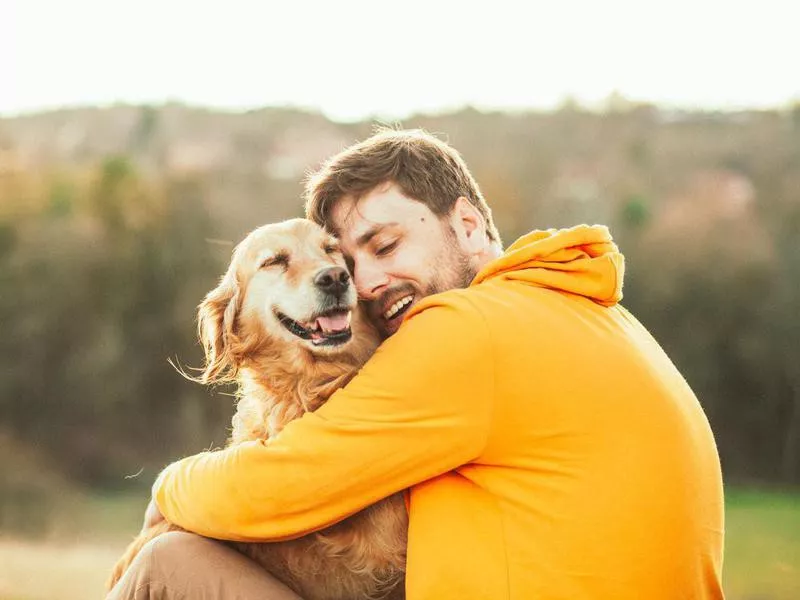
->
<box><xmin>227</xmin><ymin>354</ymin><xmax>407</xmax><ymax>600</ymax></box>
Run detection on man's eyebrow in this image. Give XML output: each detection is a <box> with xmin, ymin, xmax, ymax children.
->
<box><xmin>355</xmin><ymin>223</ymin><xmax>399</xmax><ymax>247</ymax></box>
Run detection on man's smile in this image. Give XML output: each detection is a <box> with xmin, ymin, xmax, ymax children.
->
<box><xmin>383</xmin><ymin>294</ymin><xmax>414</xmax><ymax>320</ymax></box>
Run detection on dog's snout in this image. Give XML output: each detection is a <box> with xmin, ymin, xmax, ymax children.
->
<box><xmin>314</xmin><ymin>266</ymin><xmax>350</xmax><ymax>295</ymax></box>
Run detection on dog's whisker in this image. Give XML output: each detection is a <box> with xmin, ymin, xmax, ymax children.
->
<box><xmin>167</xmin><ymin>356</ymin><xmax>208</xmax><ymax>385</ymax></box>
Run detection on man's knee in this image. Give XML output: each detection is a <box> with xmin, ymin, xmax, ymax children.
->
<box><xmin>115</xmin><ymin>531</ymin><xmax>204</xmax><ymax>596</ymax></box>
<box><xmin>144</xmin><ymin>531</ymin><xmax>208</xmax><ymax>581</ymax></box>
<box><xmin>108</xmin><ymin>530</ymin><xmax>304</xmax><ymax>600</ymax></box>
<box><xmin>107</xmin><ymin>531</ymin><xmax>202</xmax><ymax>599</ymax></box>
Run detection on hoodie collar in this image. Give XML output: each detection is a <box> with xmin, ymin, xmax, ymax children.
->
<box><xmin>472</xmin><ymin>225</ymin><xmax>625</xmax><ymax>307</ymax></box>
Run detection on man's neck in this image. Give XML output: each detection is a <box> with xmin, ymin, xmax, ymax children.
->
<box><xmin>475</xmin><ymin>243</ymin><xmax>503</xmax><ymax>271</ymax></box>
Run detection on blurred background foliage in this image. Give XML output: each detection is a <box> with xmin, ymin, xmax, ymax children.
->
<box><xmin>0</xmin><ymin>102</ymin><xmax>798</xmax><ymax>598</ymax></box>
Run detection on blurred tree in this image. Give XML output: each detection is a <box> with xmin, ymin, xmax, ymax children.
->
<box><xmin>47</xmin><ymin>178</ymin><xmax>74</xmax><ymax>218</ymax></box>
<box><xmin>790</xmin><ymin>101</ymin><xmax>800</xmax><ymax>130</ymax></box>
<box><xmin>0</xmin><ymin>161</ymin><xmax>229</xmax><ymax>490</ymax></box>
<box><xmin>130</xmin><ymin>105</ymin><xmax>159</xmax><ymax>151</ymax></box>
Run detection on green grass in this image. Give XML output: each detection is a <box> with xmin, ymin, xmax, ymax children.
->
<box><xmin>74</xmin><ymin>491</ymin><xmax>150</xmax><ymax>541</ymax></box>
<box><xmin>723</xmin><ymin>488</ymin><xmax>800</xmax><ymax>600</ymax></box>
<box><xmin>0</xmin><ymin>490</ymin><xmax>148</xmax><ymax>600</ymax></box>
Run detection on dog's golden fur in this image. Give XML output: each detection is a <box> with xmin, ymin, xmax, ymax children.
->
<box><xmin>107</xmin><ymin>219</ymin><xmax>407</xmax><ymax>600</ymax></box>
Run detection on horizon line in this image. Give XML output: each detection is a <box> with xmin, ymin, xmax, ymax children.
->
<box><xmin>3</xmin><ymin>97</ymin><xmax>800</xmax><ymax>124</ymax></box>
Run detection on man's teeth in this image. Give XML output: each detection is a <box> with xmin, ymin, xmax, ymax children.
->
<box><xmin>384</xmin><ymin>295</ymin><xmax>414</xmax><ymax>320</ymax></box>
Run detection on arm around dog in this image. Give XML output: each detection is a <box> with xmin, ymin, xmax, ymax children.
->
<box><xmin>153</xmin><ymin>291</ymin><xmax>494</xmax><ymax>542</ymax></box>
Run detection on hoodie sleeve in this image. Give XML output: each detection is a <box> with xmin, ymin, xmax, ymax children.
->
<box><xmin>153</xmin><ymin>292</ymin><xmax>494</xmax><ymax>542</ymax></box>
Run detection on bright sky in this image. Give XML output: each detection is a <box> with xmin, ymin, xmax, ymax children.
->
<box><xmin>1</xmin><ymin>0</ymin><xmax>798</xmax><ymax>121</ymax></box>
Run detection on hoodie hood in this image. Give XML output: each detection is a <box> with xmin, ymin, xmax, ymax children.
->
<box><xmin>472</xmin><ymin>225</ymin><xmax>625</xmax><ymax>307</ymax></box>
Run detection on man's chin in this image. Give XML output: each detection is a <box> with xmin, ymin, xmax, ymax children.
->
<box><xmin>367</xmin><ymin>315</ymin><xmax>396</xmax><ymax>340</ymax></box>
<box><xmin>381</xmin><ymin>316</ymin><xmax>403</xmax><ymax>338</ymax></box>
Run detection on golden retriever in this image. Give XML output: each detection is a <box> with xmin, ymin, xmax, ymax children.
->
<box><xmin>107</xmin><ymin>218</ymin><xmax>408</xmax><ymax>600</ymax></box>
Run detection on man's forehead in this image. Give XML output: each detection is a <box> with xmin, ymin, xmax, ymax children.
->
<box><xmin>330</xmin><ymin>197</ymin><xmax>386</xmax><ymax>243</ymax></box>
<box><xmin>329</xmin><ymin>186</ymin><xmax>422</xmax><ymax>242</ymax></box>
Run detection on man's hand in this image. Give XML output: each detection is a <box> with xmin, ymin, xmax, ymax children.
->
<box><xmin>142</xmin><ymin>497</ymin><xmax>166</xmax><ymax>531</ymax></box>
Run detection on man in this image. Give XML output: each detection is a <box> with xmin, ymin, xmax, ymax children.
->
<box><xmin>110</xmin><ymin>129</ymin><xmax>725</xmax><ymax>599</ymax></box>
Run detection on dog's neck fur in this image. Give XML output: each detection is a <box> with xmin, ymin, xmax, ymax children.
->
<box><xmin>229</xmin><ymin>315</ymin><xmax>379</xmax><ymax>443</ymax></box>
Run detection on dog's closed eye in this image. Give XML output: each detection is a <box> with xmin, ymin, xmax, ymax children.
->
<box><xmin>260</xmin><ymin>252</ymin><xmax>289</xmax><ymax>269</ymax></box>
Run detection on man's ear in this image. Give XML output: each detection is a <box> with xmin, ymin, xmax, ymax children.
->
<box><xmin>197</xmin><ymin>265</ymin><xmax>243</xmax><ymax>384</ymax></box>
<box><xmin>450</xmin><ymin>196</ymin><xmax>487</xmax><ymax>254</ymax></box>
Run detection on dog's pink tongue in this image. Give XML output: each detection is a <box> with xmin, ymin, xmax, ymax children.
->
<box><xmin>316</xmin><ymin>312</ymin><xmax>351</xmax><ymax>333</ymax></box>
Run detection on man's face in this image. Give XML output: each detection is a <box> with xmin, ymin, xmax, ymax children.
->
<box><xmin>330</xmin><ymin>183</ymin><xmax>477</xmax><ymax>338</ymax></box>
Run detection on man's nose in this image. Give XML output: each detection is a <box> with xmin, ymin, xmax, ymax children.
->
<box><xmin>354</xmin><ymin>262</ymin><xmax>389</xmax><ymax>300</ymax></box>
<box><xmin>314</xmin><ymin>266</ymin><xmax>350</xmax><ymax>295</ymax></box>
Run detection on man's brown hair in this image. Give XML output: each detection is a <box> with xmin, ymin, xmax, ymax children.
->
<box><xmin>304</xmin><ymin>128</ymin><xmax>501</xmax><ymax>245</ymax></box>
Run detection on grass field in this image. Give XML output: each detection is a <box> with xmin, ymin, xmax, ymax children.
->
<box><xmin>0</xmin><ymin>488</ymin><xmax>797</xmax><ymax>599</ymax></box>
<box><xmin>723</xmin><ymin>489</ymin><xmax>800</xmax><ymax>599</ymax></box>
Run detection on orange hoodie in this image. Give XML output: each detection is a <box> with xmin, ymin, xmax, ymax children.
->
<box><xmin>154</xmin><ymin>225</ymin><xmax>725</xmax><ymax>599</ymax></box>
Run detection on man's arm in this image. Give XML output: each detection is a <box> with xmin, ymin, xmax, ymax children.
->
<box><xmin>153</xmin><ymin>292</ymin><xmax>494</xmax><ymax>542</ymax></box>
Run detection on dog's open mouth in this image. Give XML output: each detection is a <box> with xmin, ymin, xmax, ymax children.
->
<box><xmin>276</xmin><ymin>308</ymin><xmax>353</xmax><ymax>346</ymax></box>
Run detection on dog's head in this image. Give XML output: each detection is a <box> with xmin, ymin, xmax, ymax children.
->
<box><xmin>197</xmin><ymin>218</ymin><xmax>367</xmax><ymax>383</ymax></box>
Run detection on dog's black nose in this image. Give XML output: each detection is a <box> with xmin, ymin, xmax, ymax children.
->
<box><xmin>314</xmin><ymin>267</ymin><xmax>350</xmax><ymax>295</ymax></box>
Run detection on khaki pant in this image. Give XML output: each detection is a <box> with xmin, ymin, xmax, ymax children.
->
<box><xmin>106</xmin><ymin>531</ymin><xmax>303</xmax><ymax>600</ymax></box>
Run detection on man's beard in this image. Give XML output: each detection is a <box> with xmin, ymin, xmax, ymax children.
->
<box><xmin>365</xmin><ymin>228</ymin><xmax>478</xmax><ymax>337</ymax></box>
<box><xmin>425</xmin><ymin>235</ymin><xmax>476</xmax><ymax>296</ymax></box>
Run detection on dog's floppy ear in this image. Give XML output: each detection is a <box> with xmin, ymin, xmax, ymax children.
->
<box><xmin>197</xmin><ymin>266</ymin><xmax>243</xmax><ymax>385</ymax></box>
